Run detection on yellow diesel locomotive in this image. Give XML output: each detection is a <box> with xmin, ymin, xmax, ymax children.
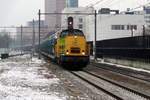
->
<box><xmin>41</xmin><ymin>17</ymin><xmax>90</xmax><ymax>68</ymax></box>
<box><xmin>55</xmin><ymin>29</ymin><xmax>90</xmax><ymax>67</ymax></box>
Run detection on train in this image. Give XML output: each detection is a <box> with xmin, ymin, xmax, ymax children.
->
<box><xmin>40</xmin><ymin>17</ymin><xmax>90</xmax><ymax>68</ymax></box>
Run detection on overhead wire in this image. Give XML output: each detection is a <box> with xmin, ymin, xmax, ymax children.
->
<box><xmin>118</xmin><ymin>1</ymin><xmax>150</xmax><ymax>14</ymax></box>
<box><xmin>86</xmin><ymin>0</ymin><xmax>108</xmax><ymax>8</ymax></box>
<box><xmin>105</xmin><ymin>0</ymin><xmax>122</xmax><ymax>8</ymax></box>
<box><xmin>94</xmin><ymin>0</ymin><xmax>115</xmax><ymax>8</ymax></box>
<box><xmin>85</xmin><ymin>0</ymin><xmax>150</xmax><ymax>23</ymax></box>
<box><xmin>130</xmin><ymin>2</ymin><xmax>150</xmax><ymax>11</ymax></box>
<box><xmin>86</xmin><ymin>0</ymin><xmax>150</xmax><ymax>11</ymax></box>
<box><xmin>91</xmin><ymin>0</ymin><xmax>106</xmax><ymax>7</ymax></box>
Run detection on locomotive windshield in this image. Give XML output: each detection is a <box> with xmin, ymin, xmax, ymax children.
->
<box><xmin>60</xmin><ymin>29</ymin><xmax>84</xmax><ymax>37</ymax></box>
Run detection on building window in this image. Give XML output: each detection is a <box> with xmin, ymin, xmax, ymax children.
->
<box><xmin>145</xmin><ymin>8</ymin><xmax>150</xmax><ymax>14</ymax></box>
<box><xmin>127</xmin><ymin>25</ymin><xmax>130</xmax><ymax>30</ymax></box>
<box><xmin>144</xmin><ymin>16</ymin><xmax>150</xmax><ymax>19</ymax></box>
<box><xmin>121</xmin><ymin>25</ymin><xmax>124</xmax><ymax>30</ymax></box>
<box><xmin>79</xmin><ymin>18</ymin><xmax>83</xmax><ymax>23</ymax></box>
<box><xmin>79</xmin><ymin>24</ymin><xmax>83</xmax><ymax>29</ymax></box>
<box><xmin>111</xmin><ymin>25</ymin><xmax>124</xmax><ymax>30</ymax></box>
<box><xmin>127</xmin><ymin>25</ymin><xmax>137</xmax><ymax>30</ymax></box>
<box><xmin>146</xmin><ymin>20</ymin><xmax>150</xmax><ymax>23</ymax></box>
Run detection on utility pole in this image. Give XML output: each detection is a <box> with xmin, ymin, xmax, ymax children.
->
<box><xmin>143</xmin><ymin>25</ymin><xmax>146</xmax><ymax>48</ymax></box>
<box><xmin>7</xmin><ymin>32</ymin><xmax>10</xmax><ymax>50</ymax></box>
<box><xmin>94</xmin><ymin>10</ymin><xmax>97</xmax><ymax>61</ymax></box>
<box><xmin>8</xmin><ymin>32</ymin><xmax>10</xmax><ymax>52</ymax></box>
<box><xmin>32</xmin><ymin>19</ymin><xmax>35</xmax><ymax>57</ymax></box>
<box><xmin>143</xmin><ymin>25</ymin><xmax>146</xmax><ymax>36</ymax></box>
<box><xmin>21</xmin><ymin>25</ymin><xmax>23</xmax><ymax>55</ymax></box>
<box><xmin>131</xmin><ymin>28</ymin><xmax>134</xmax><ymax>37</ymax></box>
<box><xmin>38</xmin><ymin>9</ymin><xmax>41</xmax><ymax>59</ymax></box>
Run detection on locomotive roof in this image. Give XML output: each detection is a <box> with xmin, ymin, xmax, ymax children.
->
<box><xmin>62</xmin><ymin>29</ymin><xmax>83</xmax><ymax>32</ymax></box>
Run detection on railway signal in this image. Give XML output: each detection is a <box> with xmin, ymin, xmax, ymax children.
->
<box><xmin>68</xmin><ymin>17</ymin><xmax>74</xmax><ymax>29</ymax></box>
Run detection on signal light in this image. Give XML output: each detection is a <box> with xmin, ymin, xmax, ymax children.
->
<box><xmin>69</xmin><ymin>22</ymin><xmax>72</xmax><ymax>25</ymax></box>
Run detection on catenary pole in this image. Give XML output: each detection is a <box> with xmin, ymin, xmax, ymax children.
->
<box><xmin>38</xmin><ymin>9</ymin><xmax>41</xmax><ymax>59</ymax></box>
<box><xmin>32</xmin><ymin>19</ymin><xmax>35</xmax><ymax>56</ymax></box>
<box><xmin>94</xmin><ymin>10</ymin><xmax>97</xmax><ymax>61</ymax></box>
<box><xmin>21</xmin><ymin>25</ymin><xmax>23</xmax><ymax>55</ymax></box>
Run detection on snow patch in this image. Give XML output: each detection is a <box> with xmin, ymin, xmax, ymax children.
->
<box><xmin>0</xmin><ymin>84</ymin><xmax>66</xmax><ymax>100</ymax></box>
<box><xmin>101</xmin><ymin>62</ymin><xmax>150</xmax><ymax>74</ymax></box>
<box><xmin>31</xmin><ymin>57</ymin><xmax>44</xmax><ymax>64</ymax></box>
<box><xmin>0</xmin><ymin>54</ymin><xmax>67</xmax><ymax>100</ymax></box>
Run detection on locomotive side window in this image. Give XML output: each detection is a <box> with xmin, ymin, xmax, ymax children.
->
<box><xmin>60</xmin><ymin>30</ymin><xmax>68</xmax><ymax>37</ymax></box>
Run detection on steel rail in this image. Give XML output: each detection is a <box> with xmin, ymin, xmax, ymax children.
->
<box><xmin>39</xmin><ymin>52</ymin><xmax>150</xmax><ymax>99</ymax></box>
<box><xmin>83</xmin><ymin>69</ymin><xmax>150</xmax><ymax>99</ymax></box>
<box><xmin>71</xmin><ymin>71</ymin><xmax>124</xmax><ymax>100</ymax></box>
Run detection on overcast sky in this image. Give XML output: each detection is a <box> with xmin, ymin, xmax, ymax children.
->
<box><xmin>0</xmin><ymin>0</ymin><xmax>149</xmax><ymax>26</ymax></box>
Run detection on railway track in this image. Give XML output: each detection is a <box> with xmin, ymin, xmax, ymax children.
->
<box><xmin>91</xmin><ymin>62</ymin><xmax>150</xmax><ymax>83</ymax></box>
<box><xmin>42</xmin><ymin>51</ymin><xmax>150</xmax><ymax>83</ymax></box>
<box><xmin>40</xmin><ymin>52</ymin><xmax>150</xmax><ymax>99</ymax></box>
<box><xmin>71</xmin><ymin>71</ymin><xmax>150</xmax><ymax>100</ymax></box>
<box><xmin>41</xmin><ymin>51</ymin><xmax>150</xmax><ymax>83</ymax></box>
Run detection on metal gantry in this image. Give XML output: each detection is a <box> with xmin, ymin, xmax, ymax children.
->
<box><xmin>38</xmin><ymin>9</ymin><xmax>98</xmax><ymax>60</ymax></box>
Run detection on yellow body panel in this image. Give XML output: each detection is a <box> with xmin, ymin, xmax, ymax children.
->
<box><xmin>55</xmin><ymin>35</ymin><xmax>89</xmax><ymax>58</ymax></box>
<box><xmin>65</xmin><ymin>36</ymin><xmax>87</xmax><ymax>55</ymax></box>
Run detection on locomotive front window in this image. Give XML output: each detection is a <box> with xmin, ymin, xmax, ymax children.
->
<box><xmin>60</xmin><ymin>29</ymin><xmax>84</xmax><ymax>37</ymax></box>
<box><xmin>74</xmin><ymin>30</ymin><xmax>84</xmax><ymax>36</ymax></box>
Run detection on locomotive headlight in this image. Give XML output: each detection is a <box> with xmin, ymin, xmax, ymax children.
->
<box><xmin>66</xmin><ymin>50</ymin><xmax>69</xmax><ymax>55</ymax></box>
<box><xmin>74</xmin><ymin>36</ymin><xmax>77</xmax><ymax>38</ymax></box>
<box><xmin>82</xmin><ymin>50</ymin><xmax>85</xmax><ymax>55</ymax></box>
<box><xmin>66</xmin><ymin>52</ymin><xmax>69</xmax><ymax>55</ymax></box>
<box><xmin>82</xmin><ymin>52</ymin><xmax>85</xmax><ymax>55</ymax></box>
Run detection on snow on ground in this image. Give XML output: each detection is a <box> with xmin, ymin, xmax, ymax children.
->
<box><xmin>0</xmin><ymin>55</ymin><xmax>67</xmax><ymax>100</ymax></box>
<box><xmin>90</xmin><ymin>56</ymin><xmax>150</xmax><ymax>74</ymax></box>
<box><xmin>96</xmin><ymin>59</ymin><xmax>150</xmax><ymax>74</ymax></box>
<box><xmin>103</xmin><ymin>62</ymin><xmax>150</xmax><ymax>74</ymax></box>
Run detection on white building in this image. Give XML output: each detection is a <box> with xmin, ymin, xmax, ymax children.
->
<box><xmin>144</xmin><ymin>6</ymin><xmax>150</xmax><ymax>30</ymax></box>
<box><xmin>61</xmin><ymin>8</ymin><xmax>145</xmax><ymax>42</ymax></box>
<box><xmin>45</xmin><ymin>0</ymin><xmax>66</xmax><ymax>32</ymax></box>
<box><xmin>86</xmin><ymin>12</ymin><xmax>145</xmax><ymax>41</ymax></box>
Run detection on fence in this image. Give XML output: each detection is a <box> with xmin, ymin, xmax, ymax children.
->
<box><xmin>0</xmin><ymin>25</ymin><xmax>48</xmax><ymax>57</ymax></box>
<box><xmin>89</xmin><ymin>35</ymin><xmax>150</xmax><ymax>62</ymax></box>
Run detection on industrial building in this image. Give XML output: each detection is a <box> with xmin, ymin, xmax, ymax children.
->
<box><xmin>61</xmin><ymin>8</ymin><xmax>145</xmax><ymax>42</ymax></box>
<box><xmin>86</xmin><ymin>8</ymin><xmax>145</xmax><ymax>41</ymax></box>
<box><xmin>45</xmin><ymin>0</ymin><xmax>66</xmax><ymax>32</ymax></box>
